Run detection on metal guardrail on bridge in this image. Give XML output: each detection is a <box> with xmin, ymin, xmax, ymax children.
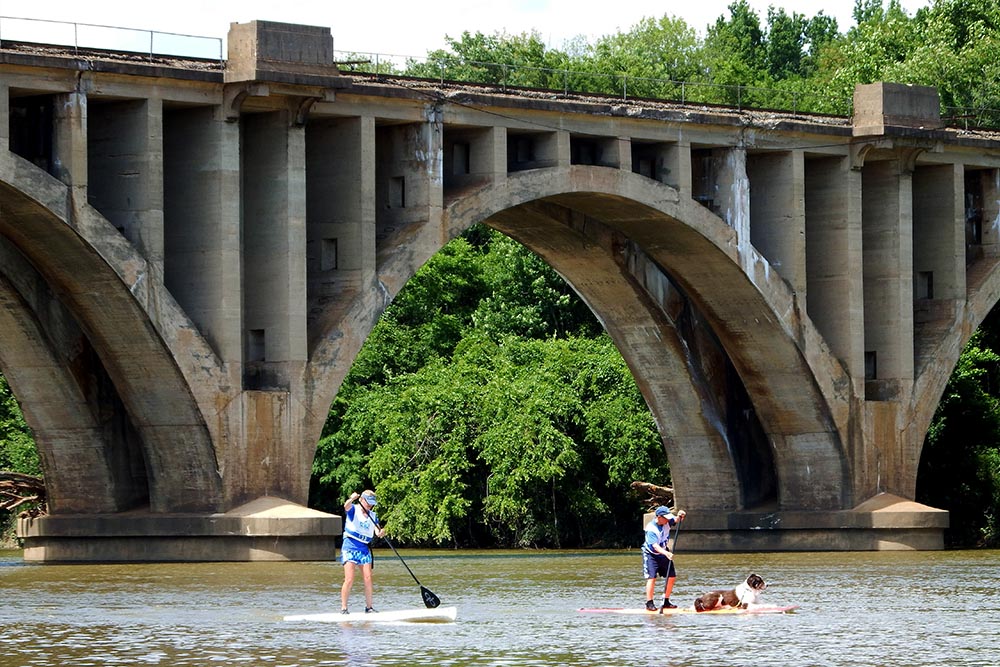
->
<box><xmin>0</xmin><ymin>15</ymin><xmax>223</xmax><ymax>62</ymax></box>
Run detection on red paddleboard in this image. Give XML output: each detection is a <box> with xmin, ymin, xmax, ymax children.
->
<box><xmin>579</xmin><ymin>604</ymin><xmax>799</xmax><ymax>616</ymax></box>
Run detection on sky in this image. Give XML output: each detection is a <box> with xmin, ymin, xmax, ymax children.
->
<box><xmin>4</xmin><ymin>0</ymin><xmax>934</xmax><ymax>60</ymax></box>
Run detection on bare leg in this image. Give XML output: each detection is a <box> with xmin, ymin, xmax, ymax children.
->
<box><xmin>361</xmin><ymin>562</ymin><xmax>375</xmax><ymax>609</ymax></box>
<box><xmin>645</xmin><ymin>577</ymin><xmax>656</xmax><ymax>601</ymax></box>
<box><xmin>664</xmin><ymin>575</ymin><xmax>676</xmax><ymax>600</ymax></box>
<box><xmin>341</xmin><ymin>562</ymin><xmax>356</xmax><ymax>610</ymax></box>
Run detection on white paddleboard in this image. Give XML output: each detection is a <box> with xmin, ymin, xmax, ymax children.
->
<box><xmin>579</xmin><ymin>604</ymin><xmax>799</xmax><ymax>616</ymax></box>
<box><xmin>284</xmin><ymin>606</ymin><xmax>457</xmax><ymax>623</ymax></box>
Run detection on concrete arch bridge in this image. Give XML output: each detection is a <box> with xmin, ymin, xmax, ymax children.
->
<box><xmin>2</xmin><ymin>21</ymin><xmax>995</xmax><ymax>561</ymax></box>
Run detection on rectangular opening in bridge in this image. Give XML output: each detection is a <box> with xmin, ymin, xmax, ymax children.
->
<box><xmin>507</xmin><ymin>130</ymin><xmax>558</xmax><ymax>172</ymax></box>
<box><xmin>452</xmin><ymin>142</ymin><xmax>470</xmax><ymax>175</ymax></box>
<box><xmin>443</xmin><ymin>126</ymin><xmax>495</xmax><ymax>195</ymax></box>
<box><xmin>390</xmin><ymin>176</ymin><xmax>406</xmax><ymax>208</ymax></box>
<box><xmin>916</xmin><ymin>271</ymin><xmax>934</xmax><ymax>300</ymax></box>
<box><xmin>631</xmin><ymin>141</ymin><xmax>671</xmax><ymax>185</ymax></box>
<box><xmin>8</xmin><ymin>93</ymin><xmax>54</xmax><ymax>174</ymax></box>
<box><xmin>571</xmin><ymin>135</ymin><xmax>621</xmax><ymax>168</ymax></box>
<box><xmin>248</xmin><ymin>329</ymin><xmax>266</xmax><ymax>362</ymax></box>
<box><xmin>864</xmin><ymin>351</ymin><xmax>877</xmax><ymax>380</ymax></box>
<box><xmin>321</xmin><ymin>238</ymin><xmax>338</xmax><ymax>271</ymax></box>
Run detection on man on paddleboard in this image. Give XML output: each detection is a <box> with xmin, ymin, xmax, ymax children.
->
<box><xmin>341</xmin><ymin>490</ymin><xmax>385</xmax><ymax>614</ymax></box>
<box><xmin>642</xmin><ymin>505</ymin><xmax>686</xmax><ymax>611</ymax></box>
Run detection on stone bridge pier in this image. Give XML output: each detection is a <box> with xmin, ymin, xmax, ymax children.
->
<box><xmin>3</xmin><ymin>20</ymin><xmax>996</xmax><ymax>560</ymax></box>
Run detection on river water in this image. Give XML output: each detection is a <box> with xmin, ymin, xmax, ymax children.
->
<box><xmin>1</xmin><ymin>548</ymin><xmax>997</xmax><ymax>666</ymax></box>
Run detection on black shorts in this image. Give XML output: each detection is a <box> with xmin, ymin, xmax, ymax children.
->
<box><xmin>643</xmin><ymin>551</ymin><xmax>676</xmax><ymax>579</ymax></box>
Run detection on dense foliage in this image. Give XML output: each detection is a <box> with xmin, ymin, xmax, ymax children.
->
<box><xmin>3</xmin><ymin>0</ymin><xmax>1000</xmax><ymax>548</ymax></box>
<box><xmin>310</xmin><ymin>230</ymin><xmax>668</xmax><ymax>547</ymax></box>
<box><xmin>0</xmin><ymin>375</ymin><xmax>38</xmax><ymax>544</ymax></box>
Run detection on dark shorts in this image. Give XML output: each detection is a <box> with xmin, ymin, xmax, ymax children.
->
<box><xmin>643</xmin><ymin>551</ymin><xmax>676</xmax><ymax>579</ymax></box>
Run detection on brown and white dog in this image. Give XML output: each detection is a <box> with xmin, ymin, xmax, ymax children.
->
<box><xmin>693</xmin><ymin>574</ymin><xmax>767</xmax><ymax>612</ymax></box>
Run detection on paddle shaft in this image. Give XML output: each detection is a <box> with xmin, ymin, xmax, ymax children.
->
<box><xmin>369</xmin><ymin>516</ymin><xmax>421</xmax><ymax>585</ymax></box>
<box><xmin>659</xmin><ymin>516</ymin><xmax>681</xmax><ymax>614</ymax></box>
<box><xmin>364</xmin><ymin>510</ymin><xmax>441</xmax><ymax>608</ymax></box>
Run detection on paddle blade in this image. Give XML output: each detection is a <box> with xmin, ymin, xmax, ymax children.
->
<box><xmin>421</xmin><ymin>586</ymin><xmax>441</xmax><ymax>608</ymax></box>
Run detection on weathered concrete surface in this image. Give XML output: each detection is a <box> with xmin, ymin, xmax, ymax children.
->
<box><xmin>648</xmin><ymin>493</ymin><xmax>948</xmax><ymax>551</ymax></box>
<box><xmin>3</xmin><ymin>21</ymin><xmax>1000</xmax><ymax>558</ymax></box>
<box><xmin>18</xmin><ymin>497</ymin><xmax>339</xmax><ymax>561</ymax></box>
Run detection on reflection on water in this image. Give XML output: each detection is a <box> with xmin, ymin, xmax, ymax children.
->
<box><xmin>1</xmin><ymin>548</ymin><xmax>998</xmax><ymax>666</ymax></box>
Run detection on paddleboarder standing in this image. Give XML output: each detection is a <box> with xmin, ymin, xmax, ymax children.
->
<box><xmin>642</xmin><ymin>505</ymin><xmax>686</xmax><ymax>611</ymax></box>
<box><xmin>341</xmin><ymin>490</ymin><xmax>385</xmax><ymax>614</ymax></box>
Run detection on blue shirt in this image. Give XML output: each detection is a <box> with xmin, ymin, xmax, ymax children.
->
<box><xmin>342</xmin><ymin>503</ymin><xmax>379</xmax><ymax>551</ymax></box>
<box><xmin>642</xmin><ymin>515</ymin><xmax>675</xmax><ymax>555</ymax></box>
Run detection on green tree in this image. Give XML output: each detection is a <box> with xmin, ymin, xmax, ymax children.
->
<box><xmin>0</xmin><ymin>375</ymin><xmax>38</xmax><ymax>476</ymax></box>
<box><xmin>703</xmin><ymin>0</ymin><xmax>769</xmax><ymax>104</ymax></box>
<box><xmin>919</xmin><ymin>326</ymin><xmax>1000</xmax><ymax>547</ymax></box>
<box><xmin>312</xmin><ymin>228</ymin><xmax>668</xmax><ymax>547</ymax></box>
<box><xmin>1</xmin><ymin>373</ymin><xmax>40</xmax><ymax>543</ymax></box>
<box><xmin>586</xmin><ymin>16</ymin><xmax>704</xmax><ymax>99</ymax></box>
<box><xmin>408</xmin><ymin>31</ymin><xmax>572</xmax><ymax>89</ymax></box>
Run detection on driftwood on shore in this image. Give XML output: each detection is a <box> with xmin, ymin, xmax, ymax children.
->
<box><xmin>0</xmin><ymin>471</ymin><xmax>47</xmax><ymax>516</ymax></box>
<box><xmin>630</xmin><ymin>481</ymin><xmax>674</xmax><ymax>511</ymax></box>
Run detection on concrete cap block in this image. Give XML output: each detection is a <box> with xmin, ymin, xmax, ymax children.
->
<box><xmin>226</xmin><ymin>20</ymin><xmax>344</xmax><ymax>84</ymax></box>
<box><xmin>853</xmin><ymin>82</ymin><xmax>942</xmax><ymax>135</ymax></box>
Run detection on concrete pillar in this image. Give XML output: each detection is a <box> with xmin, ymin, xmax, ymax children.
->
<box><xmin>805</xmin><ymin>156</ymin><xmax>864</xmax><ymax>379</ymax></box>
<box><xmin>748</xmin><ymin>150</ymin><xmax>806</xmax><ymax>295</ymax></box>
<box><xmin>715</xmin><ymin>147</ymin><xmax>750</xmax><ymax>247</ymax></box>
<box><xmin>306</xmin><ymin>116</ymin><xmax>376</xmax><ymax>302</ymax></box>
<box><xmin>0</xmin><ymin>83</ymin><xmax>8</xmax><ymax>147</ymax></box>
<box><xmin>479</xmin><ymin>126</ymin><xmax>507</xmax><ymax>185</ymax></box>
<box><xmin>553</xmin><ymin>130</ymin><xmax>571</xmax><ymax>167</ymax></box>
<box><xmin>913</xmin><ymin>163</ymin><xmax>964</xmax><ymax>300</ymax></box>
<box><xmin>980</xmin><ymin>170</ymin><xmax>1000</xmax><ymax>255</ymax></box>
<box><xmin>242</xmin><ymin>109</ymin><xmax>308</xmax><ymax>385</ymax></box>
<box><xmin>670</xmin><ymin>142</ymin><xmax>692</xmax><ymax>194</ymax></box>
<box><xmin>612</xmin><ymin>137</ymin><xmax>631</xmax><ymax>171</ymax></box>
<box><xmin>87</xmin><ymin>98</ymin><xmax>165</xmax><ymax>279</ymax></box>
<box><xmin>163</xmin><ymin>106</ymin><xmax>242</xmax><ymax>364</ymax></box>
<box><xmin>862</xmin><ymin>159</ymin><xmax>914</xmax><ymax>393</ymax></box>
<box><xmin>52</xmin><ymin>91</ymin><xmax>88</xmax><ymax>190</ymax></box>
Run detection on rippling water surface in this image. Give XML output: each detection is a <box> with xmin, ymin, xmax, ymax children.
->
<box><xmin>1</xmin><ymin>548</ymin><xmax>997</xmax><ymax>666</ymax></box>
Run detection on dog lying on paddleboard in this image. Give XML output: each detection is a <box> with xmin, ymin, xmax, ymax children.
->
<box><xmin>693</xmin><ymin>573</ymin><xmax>767</xmax><ymax>612</ymax></box>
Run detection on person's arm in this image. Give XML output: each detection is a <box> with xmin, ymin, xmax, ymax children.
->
<box><xmin>344</xmin><ymin>491</ymin><xmax>359</xmax><ymax>512</ymax></box>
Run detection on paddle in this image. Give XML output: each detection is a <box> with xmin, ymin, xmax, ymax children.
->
<box><xmin>369</xmin><ymin>515</ymin><xmax>441</xmax><ymax>608</ymax></box>
<box><xmin>659</xmin><ymin>512</ymin><xmax>682</xmax><ymax>615</ymax></box>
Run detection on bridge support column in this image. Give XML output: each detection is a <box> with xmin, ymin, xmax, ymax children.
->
<box><xmin>52</xmin><ymin>91</ymin><xmax>88</xmax><ymax>190</ymax></box>
<box><xmin>748</xmin><ymin>150</ymin><xmax>806</xmax><ymax>294</ymax></box>
<box><xmin>805</xmin><ymin>156</ymin><xmax>865</xmax><ymax>379</ymax></box>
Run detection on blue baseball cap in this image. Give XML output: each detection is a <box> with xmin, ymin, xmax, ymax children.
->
<box><xmin>361</xmin><ymin>491</ymin><xmax>377</xmax><ymax>508</ymax></box>
<box><xmin>654</xmin><ymin>506</ymin><xmax>671</xmax><ymax>517</ymax></box>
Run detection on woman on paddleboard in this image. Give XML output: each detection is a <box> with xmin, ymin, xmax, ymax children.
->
<box><xmin>642</xmin><ymin>505</ymin><xmax>685</xmax><ymax>611</ymax></box>
<box><xmin>341</xmin><ymin>490</ymin><xmax>385</xmax><ymax>614</ymax></box>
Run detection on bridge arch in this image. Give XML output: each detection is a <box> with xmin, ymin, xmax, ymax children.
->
<box><xmin>0</xmin><ymin>154</ymin><xmax>224</xmax><ymax>512</ymax></box>
<box><xmin>311</xmin><ymin>165</ymin><xmax>854</xmax><ymax>512</ymax></box>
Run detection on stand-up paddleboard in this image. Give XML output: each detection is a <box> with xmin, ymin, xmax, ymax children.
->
<box><xmin>284</xmin><ymin>606</ymin><xmax>457</xmax><ymax>623</ymax></box>
<box><xmin>580</xmin><ymin>604</ymin><xmax>799</xmax><ymax>616</ymax></box>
